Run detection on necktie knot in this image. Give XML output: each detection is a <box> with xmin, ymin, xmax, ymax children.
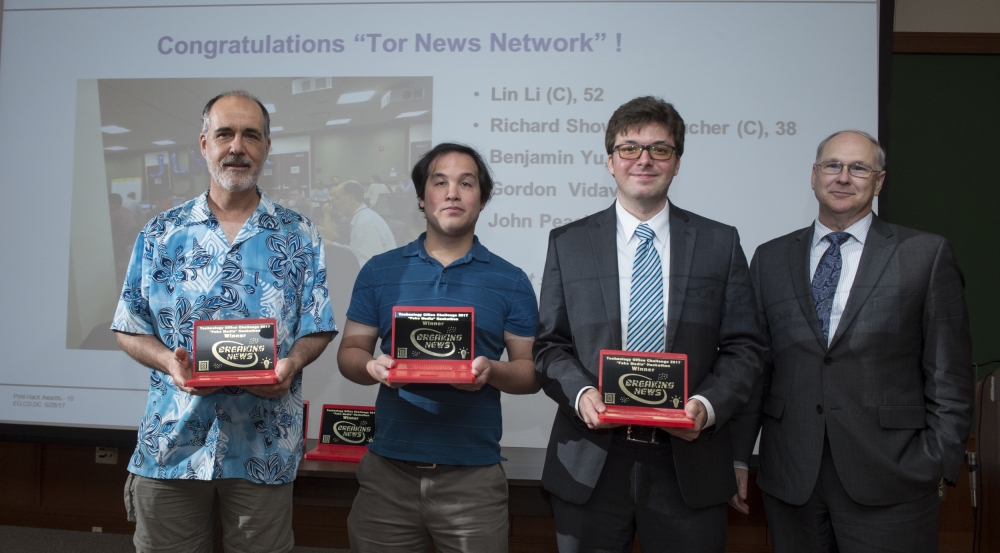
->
<box><xmin>826</xmin><ymin>232</ymin><xmax>851</xmax><ymax>247</ymax></box>
<box><xmin>635</xmin><ymin>224</ymin><xmax>655</xmax><ymax>243</ymax></box>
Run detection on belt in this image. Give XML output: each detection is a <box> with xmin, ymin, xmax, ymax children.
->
<box><xmin>612</xmin><ymin>425</ymin><xmax>663</xmax><ymax>444</ymax></box>
<box><xmin>385</xmin><ymin>456</ymin><xmax>452</xmax><ymax>470</ymax></box>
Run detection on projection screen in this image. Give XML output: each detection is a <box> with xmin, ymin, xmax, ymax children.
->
<box><xmin>0</xmin><ymin>0</ymin><xmax>882</xmax><ymax>447</ymax></box>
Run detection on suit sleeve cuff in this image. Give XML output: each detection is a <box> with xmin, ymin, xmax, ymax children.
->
<box><xmin>575</xmin><ymin>386</ymin><xmax>596</xmax><ymax>419</ymax></box>
<box><xmin>691</xmin><ymin>394</ymin><xmax>715</xmax><ymax>430</ymax></box>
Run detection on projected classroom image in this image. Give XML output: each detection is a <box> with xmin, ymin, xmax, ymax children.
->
<box><xmin>67</xmin><ymin>76</ymin><xmax>432</xmax><ymax>350</ymax></box>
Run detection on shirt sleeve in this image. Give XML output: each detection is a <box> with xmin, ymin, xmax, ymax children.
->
<box><xmin>294</xmin><ymin>223</ymin><xmax>338</xmax><ymax>341</ymax></box>
<box><xmin>111</xmin><ymin>229</ymin><xmax>155</xmax><ymax>335</ymax></box>
<box><xmin>504</xmin><ymin>272</ymin><xmax>538</xmax><ymax>337</ymax></box>
<box><xmin>345</xmin><ymin>261</ymin><xmax>380</xmax><ymax>329</ymax></box>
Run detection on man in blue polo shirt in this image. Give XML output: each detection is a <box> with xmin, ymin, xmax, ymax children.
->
<box><xmin>338</xmin><ymin>142</ymin><xmax>539</xmax><ymax>553</ymax></box>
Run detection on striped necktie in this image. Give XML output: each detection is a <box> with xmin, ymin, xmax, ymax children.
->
<box><xmin>627</xmin><ymin>224</ymin><xmax>665</xmax><ymax>352</ymax></box>
<box><xmin>811</xmin><ymin>231</ymin><xmax>852</xmax><ymax>342</ymax></box>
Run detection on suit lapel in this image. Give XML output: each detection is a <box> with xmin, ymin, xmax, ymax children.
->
<box><xmin>666</xmin><ymin>206</ymin><xmax>695</xmax><ymax>353</ymax></box>
<box><xmin>829</xmin><ymin>216</ymin><xmax>896</xmax><ymax>349</ymax></box>
<box><xmin>590</xmin><ymin>204</ymin><xmax>622</xmax><ymax>350</ymax></box>
<box><xmin>790</xmin><ymin>226</ymin><xmax>828</xmax><ymax>348</ymax></box>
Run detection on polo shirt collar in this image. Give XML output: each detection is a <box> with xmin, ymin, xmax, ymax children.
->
<box><xmin>404</xmin><ymin>233</ymin><xmax>492</xmax><ymax>265</ymax></box>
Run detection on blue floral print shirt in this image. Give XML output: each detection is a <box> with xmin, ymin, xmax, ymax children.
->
<box><xmin>112</xmin><ymin>189</ymin><xmax>336</xmax><ymax>484</ymax></box>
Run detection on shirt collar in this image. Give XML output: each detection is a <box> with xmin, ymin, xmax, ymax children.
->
<box><xmin>183</xmin><ymin>187</ymin><xmax>275</xmax><ymax>228</ymax></box>
<box><xmin>812</xmin><ymin>211</ymin><xmax>873</xmax><ymax>248</ymax></box>
<box><xmin>615</xmin><ymin>200</ymin><xmax>671</xmax><ymax>244</ymax></box>
<box><xmin>403</xmin><ymin>232</ymin><xmax>491</xmax><ymax>265</ymax></box>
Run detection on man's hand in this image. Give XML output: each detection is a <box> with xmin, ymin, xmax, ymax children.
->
<box><xmin>452</xmin><ymin>356</ymin><xmax>492</xmax><ymax>391</ymax></box>
<box><xmin>578</xmin><ymin>388</ymin><xmax>617</xmax><ymax>430</ymax></box>
<box><xmin>243</xmin><ymin>357</ymin><xmax>297</xmax><ymax>398</ymax></box>
<box><xmin>366</xmin><ymin>354</ymin><xmax>401</xmax><ymax>388</ymax></box>
<box><xmin>244</xmin><ymin>331</ymin><xmax>333</xmax><ymax>397</ymax></box>
<box><xmin>166</xmin><ymin>347</ymin><xmax>219</xmax><ymax>395</ymax></box>
<box><xmin>663</xmin><ymin>398</ymin><xmax>707</xmax><ymax>441</ymax></box>
<box><xmin>729</xmin><ymin>467</ymin><xmax>750</xmax><ymax>514</ymax></box>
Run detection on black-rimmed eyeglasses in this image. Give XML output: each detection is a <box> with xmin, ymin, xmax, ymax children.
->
<box><xmin>613</xmin><ymin>143</ymin><xmax>677</xmax><ymax>161</ymax></box>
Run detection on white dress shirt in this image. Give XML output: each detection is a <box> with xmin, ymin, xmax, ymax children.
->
<box><xmin>575</xmin><ymin>201</ymin><xmax>716</xmax><ymax>430</ymax></box>
<box><xmin>349</xmin><ymin>205</ymin><xmax>397</xmax><ymax>266</ymax></box>
<box><xmin>810</xmin><ymin>213</ymin><xmax>872</xmax><ymax>346</ymax></box>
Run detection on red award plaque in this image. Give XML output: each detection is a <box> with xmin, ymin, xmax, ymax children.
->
<box><xmin>597</xmin><ymin>350</ymin><xmax>695</xmax><ymax>428</ymax></box>
<box><xmin>303</xmin><ymin>404</ymin><xmax>375</xmax><ymax>462</ymax></box>
<box><xmin>386</xmin><ymin>306</ymin><xmax>476</xmax><ymax>384</ymax></box>
<box><xmin>188</xmin><ymin>319</ymin><xmax>278</xmax><ymax>388</ymax></box>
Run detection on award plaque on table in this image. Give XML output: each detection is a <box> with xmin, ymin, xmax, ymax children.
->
<box><xmin>303</xmin><ymin>404</ymin><xmax>375</xmax><ymax>462</ymax></box>
<box><xmin>387</xmin><ymin>306</ymin><xmax>476</xmax><ymax>385</ymax></box>
<box><xmin>188</xmin><ymin>319</ymin><xmax>278</xmax><ymax>388</ymax></box>
<box><xmin>597</xmin><ymin>350</ymin><xmax>695</xmax><ymax>428</ymax></box>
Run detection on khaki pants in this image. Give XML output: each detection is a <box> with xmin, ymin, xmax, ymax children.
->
<box><xmin>124</xmin><ymin>473</ymin><xmax>294</xmax><ymax>553</ymax></box>
<box><xmin>347</xmin><ymin>452</ymin><xmax>509</xmax><ymax>553</ymax></box>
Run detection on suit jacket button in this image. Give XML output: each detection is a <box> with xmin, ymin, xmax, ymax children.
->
<box><xmin>824</xmin><ymin>356</ymin><xmax>833</xmax><ymax>365</ymax></box>
<box><xmin>816</xmin><ymin>405</ymin><xmax>823</xmax><ymax>414</ymax></box>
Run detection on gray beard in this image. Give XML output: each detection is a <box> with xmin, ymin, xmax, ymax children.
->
<box><xmin>209</xmin><ymin>159</ymin><xmax>261</xmax><ymax>193</ymax></box>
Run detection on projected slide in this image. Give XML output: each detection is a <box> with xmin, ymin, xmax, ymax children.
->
<box><xmin>0</xmin><ymin>0</ymin><xmax>879</xmax><ymax>446</ymax></box>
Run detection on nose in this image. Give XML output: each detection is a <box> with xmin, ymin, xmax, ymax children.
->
<box><xmin>634</xmin><ymin>147</ymin><xmax>654</xmax><ymax>166</ymax></box>
<box><xmin>834</xmin><ymin>165</ymin><xmax>851</xmax><ymax>183</ymax></box>
<box><xmin>445</xmin><ymin>181</ymin><xmax>461</xmax><ymax>199</ymax></box>
<box><xmin>229</xmin><ymin>133</ymin><xmax>246</xmax><ymax>154</ymax></box>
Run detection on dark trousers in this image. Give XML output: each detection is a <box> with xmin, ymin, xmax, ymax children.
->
<box><xmin>763</xmin><ymin>439</ymin><xmax>940</xmax><ymax>553</ymax></box>
<box><xmin>552</xmin><ymin>436</ymin><xmax>727</xmax><ymax>553</ymax></box>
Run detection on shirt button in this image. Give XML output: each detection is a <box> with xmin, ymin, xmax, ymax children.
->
<box><xmin>824</xmin><ymin>356</ymin><xmax>833</xmax><ymax>365</ymax></box>
<box><xmin>816</xmin><ymin>405</ymin><xmax>823</xmax><ymax>414</ymax></box>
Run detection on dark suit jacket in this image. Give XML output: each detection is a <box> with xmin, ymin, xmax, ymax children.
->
<box><xmin>534</xmin><ymin>203</ymin><xmax>765</xmax><ymax>508</ymax></box>
<box><xmin>748</xmin><ymin>215</ymin><xmax>973</xmax><ymax>506</ymax></box>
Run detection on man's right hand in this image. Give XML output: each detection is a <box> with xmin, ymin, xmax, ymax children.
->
<box><xmin>167</xmin><ymin>347</ymin><xmax>218</xmax><ymax>396</ymax></box>
<box><xmin>366</xmin><ymin>354</ymin><xmax>402</xmax><ymax>388</ymax></box>
<box><xmin>578</xmin><ymin>388</ymin><xmax>617</xmax><ymax>429</ymax></box>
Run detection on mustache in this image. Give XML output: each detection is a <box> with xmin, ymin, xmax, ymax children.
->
<box><xmin>221</xmin><ymin>155</ymin><xmax>252</xmax><ymax>168</ymax></box>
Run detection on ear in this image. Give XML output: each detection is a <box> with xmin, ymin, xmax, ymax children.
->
<box><xmin>199</xmin><ymin>133</ymin><xmax>209</xmax><ymax>159</ymax></box>
<box><xmin>606</xmin><ymin>153</ymin><xmax>615</xmax><ymax>175</ymax></box>
<box><xmin>873</xmin><ymin>170</ymin><xmax>886</xmax><ymax>197</ymax></box>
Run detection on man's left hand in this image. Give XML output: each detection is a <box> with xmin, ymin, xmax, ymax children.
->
<box><xmin>729</xmin><ymin>467</ymin><xmax>750</xmax><ymax>514</ymax></box>
<box><xmin>243</xmin><ymin>357</ymin><xmax>297</xmax><ymax>398</ymax></box>
<box><xmin>663</xmin><ymin>398</ymin><xmax>707</xmax><ymax>441</ymax></box>
<box><xmin>452</xmin><ymin>356</ymin><xmax>492</xmax><ymax>391</ymax></box>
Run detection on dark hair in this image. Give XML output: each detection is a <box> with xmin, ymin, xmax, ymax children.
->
<box><xmin>604</xmin><ymin>96</ymin><xmax>685</xmax><ymax>157</ymax></box>
<box><xmin>201</xmin><ymin>90</ymin><xmax>270</xmax><ymax>139</ymax></box>
<box><xmin>339</xmin><ymin>180</ymin><xmax>366</xmax><ymax>202</ymax></box>
<box><xmin>411</xmin><ymin>143</ymin><xmax>494</xmax><ymax>212</ymax></box>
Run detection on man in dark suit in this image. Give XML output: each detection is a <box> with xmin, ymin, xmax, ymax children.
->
<box><xmin>534</xmin><ymin>96</ymin><xmax>765</xmax><ymax>552</ymax></box>
<box><xmin>749</xmin><ymin>130</ymin><xmax>973</xmax><ymax>552</ymax></box>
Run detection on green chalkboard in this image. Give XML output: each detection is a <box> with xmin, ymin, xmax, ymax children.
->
<box><xmin>889</xmin><ymin>54</ymin><xmax>1000</xmax><ymax>380</ymax></box>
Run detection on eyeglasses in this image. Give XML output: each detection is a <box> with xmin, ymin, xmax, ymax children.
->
<box><xmin>816</xmin><ymin>160</ymin><xmax>880</xmax><ymax>178</ymax></box>
<box><xmin>613</xmin><ymin>143</ymin><xmax>677</xmax><ymax>161</ymax></box>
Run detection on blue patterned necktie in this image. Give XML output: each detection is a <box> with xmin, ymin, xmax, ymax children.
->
<box><xmin>627</xmin><ymin>224</ymin><xmax>665</xmax><ymax>352</ymax></box>
<box><xmin>811</xmin><ymin>231</ymin><xmax>852</xmax><ymax>342</ymax></box>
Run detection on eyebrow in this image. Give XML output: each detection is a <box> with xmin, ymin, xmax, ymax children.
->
<box><xmin>214</xmin><ymin>126</ymin><xmax>263</xmax><ymax>136</ymax></box>
<box><xmin>430</xmin><ymin>171</ymin><xmax>478</xmax><ymax>180</ymax></box>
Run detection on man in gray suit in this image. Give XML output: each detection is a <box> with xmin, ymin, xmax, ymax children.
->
<box><xmin>749</xmin><ymin>130</ymin><xmax>973</xmax><ymax>552</ymax></box>
<box><xmin>535</xmin><ymin>96</ymin><xmax>765</xmax><ymax>552</ymax></box>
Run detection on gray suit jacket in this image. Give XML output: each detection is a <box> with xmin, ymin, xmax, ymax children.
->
<box><xmin>748</xmin><ymin>215</ymin><xmax>973</xmax><ymax>506</ymax></box>
<box><xmin>534</xmin><ymin>203</ymin><xmax>765</xmax><ymax>508</ymax></box>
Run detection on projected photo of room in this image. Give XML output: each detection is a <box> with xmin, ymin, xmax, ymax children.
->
<box><xmin>68</xmin><ymin>76</ymin><xmax>433</xmax><ymax>350</ymax></box>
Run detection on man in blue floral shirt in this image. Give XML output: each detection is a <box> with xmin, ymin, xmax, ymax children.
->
<box><xmin>112</xmin><ymin>91</ymin><xmax>336</xmax><ymax>553</ymax></box>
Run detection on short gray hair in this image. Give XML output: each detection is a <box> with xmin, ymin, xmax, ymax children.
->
<box><xmin>815</xmin><ymin>130</ymin><xmax>885</xmax><ymax>171</ymax></box>
<box><xmin>200</xmin><ymin>90</ymin><xmax>270</xmax><ymax>139</ymax></box>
